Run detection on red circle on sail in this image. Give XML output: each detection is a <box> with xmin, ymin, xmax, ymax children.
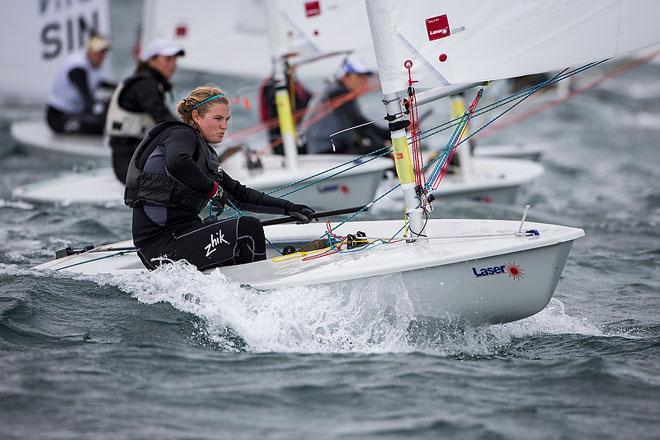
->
<box><xmin>439</xmin><ymin>53</ymin><xmax>448</xmax><ymax>62</ymax></box>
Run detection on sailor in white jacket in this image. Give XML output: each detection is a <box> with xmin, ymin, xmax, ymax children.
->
<box><xmin>45</xmin><ymin>34</ymin><xmax>115</xmax><ymax>135</ymax></box>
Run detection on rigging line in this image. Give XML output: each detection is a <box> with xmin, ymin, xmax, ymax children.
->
<box><xmin>274</xmin><ymin>150</ymin><xmax>391</xmax><ymax>199</ymax></box>
<box><xmin>356</xmin><ymin>65</ymin><xmax>581</xmax><ymax>145</ymax></box>
<box><xmin>308</xmin><ymin>66</ymin><xmax>583</xmax><ymax>229</ymax></box>
<box><xmin>251</xmin><ymin>81</ymin><xmax>381</xmax><ymax>156</ymax></box>
<box><xmin>329</xmin><ymin>119</ymin><xmax>378</xmax><ymax>141</ymax></box>
<box><xmin>226</xmin><ymin>70</ymin><xmax>537</xmax><ymax>253</ymax></box>
<box><xmin>410</xmin><ymin>61</ymin><xmax>603</xmax><ymax>143</ymax></box>
<box><xmin>416</xmin><ymin>80</ymin><xmax>549</xmax><ymax>142</ymax></box>
<box><xmin>364</xmin><ymin>232</ymin><xmax>532</xmax><ymax>240</ymax></box>
<box><xmin>241</xmin><ymin>63</ymin><xmax>602</xmax><ymax>203</ymax></box>
<box><xmin>54</xmin><ymin>250</ymin><xmax>136</xmax><ymax>271</ymax></box>
<box><xmin>477</xmin><ymin>53</ymin><xmax>660</xmax><ymax>138</ymax></box>
<box><xmin>327</xmin><ymin>181</ymin><xmax>402</xmax><ymax>233</ymax></box>
<box><xmin>454</xmin><ymin>69</ymin><xmax>575</xmax><ymax>148</ymax></box>
<box><xmin>418</xmin><ymin>78</ymin><xmax>556</xmax><ymax>146</ymax></box>
<box><xmin>223</xmin><ymin>80</ymin><xmax>378</xmax><ymax>147</ymax></box>
<box><xmin>263</xmin><ymin>145</ymin><xmax>392</xmax><ymax>196</ymax></box>
<box><xmin>305</xmin><ymin>221</ymin><xmax>410</xmax><ymax>262</ymax></box>
<box><xmin>427</xmin><ymin>88</ymin><xmax>484</xmax><ymax>190</ymax></box>
<box><xmin>215</xmin><ymin>62</ymin><xmax>612</xmax><ymax>256</ymax></box>
<box><xmin>416</xmin><ymin>61</ymin><xmax>605</xmax><ymax>142</ymax></box>
<box><xmin>422</xmin><ymin>84</ymin><xmax>544</xmax><ymax>173</ymax></box>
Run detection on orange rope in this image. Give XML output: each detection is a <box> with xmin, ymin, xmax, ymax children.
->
<box><xmin>223</xmin><ymin>80</ymin><xmax>380</xmax><ymax>155</ymax></box>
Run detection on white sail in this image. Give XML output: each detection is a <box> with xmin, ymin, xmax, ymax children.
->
<box><xmin>141</xmin><ymin>0</ymin><xmax>271</xmax><ymax>77</ymax></box>
<box><xmin>140</xmin><ymin>0</ymin><xmax>375</xmax><ymax>78</ymax></box>
<box><xmin>269</xmin><ymin>0</ymin><xmax>375</xmax><ymax>67</ymax></box>
<box><xmin>366</xmin><ymin>0</ymin><xmax>660</xmax><ymax>95</ymax></box>
<box><xmin>0</xmin><ymin>0</ymin><xmax>110</xmax><ymax>101</ymax></box>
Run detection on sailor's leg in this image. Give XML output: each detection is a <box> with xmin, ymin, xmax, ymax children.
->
<box><xmin>46</xmin><ymin>108</ymin><xmax>105</xmax><ymax>135</ymax></box>
<box><xmin>138</xmin><ymin>216</ymin><xmax>266</xmax><ymax>271</ymax></box>
<box><xmin>75</xmin><ymin>112</ymin><xmax>106</xmax><ymax>135</ymax></box>
<box><xmin>46</xmin><ymin>106</ymin><xmax>67</xmax><ymax>133</ymax></box>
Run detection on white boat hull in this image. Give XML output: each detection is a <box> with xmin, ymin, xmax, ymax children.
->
<box><xmin>11</xmin><ymin>121</ymin><xmax>108</xmax><ymax>159</ymax></box>
<box><xmin>473</xmin><ymin>143</ymin><xmax>545</xmax><ymax>162</ymax></box>
<box><xmin>384</xmin><ymin>156</ymin><xmax>544</xmax><ymax>205</ymax></box>
<box><xmin>36</xmin><ymin>219</ymin><xmax>584</xmax><ymax>324</ymax></box>
<box><xmin>11</xmin><ymin>154</ymin><xmax>391</xmax><ymax>211</ymax></box>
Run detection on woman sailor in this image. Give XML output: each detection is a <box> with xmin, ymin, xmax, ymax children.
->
<box><xmin>125</xmin><ymin>85</ymin><xmax>314</xmax><ymax>271</ymax></box>
<box><xmin>105</xmin><ymin>39</ymin><xmax>185</xmax><ymax>184</ymax></box>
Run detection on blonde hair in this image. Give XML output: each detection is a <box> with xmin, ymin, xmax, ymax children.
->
<box><xmin>177</xmin><ymin>85</ymin><xmax>230</xmax><ymax>130</ymax></box>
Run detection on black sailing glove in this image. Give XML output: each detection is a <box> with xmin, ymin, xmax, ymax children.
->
<box><xmin>285</xmin><ymin>203</ymin><xmax>315</xmax><ymax>224</ymax></box>
<box><xmin>208</xmin><ymin>185</ymin><xmax>226</xmax><ymax>219</ymax></box>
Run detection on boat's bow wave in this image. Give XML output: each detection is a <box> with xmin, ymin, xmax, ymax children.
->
<box><xmin>4</xmin><ymin>260</ymin><xmax>601</xmax><ymax>355</ymax></box>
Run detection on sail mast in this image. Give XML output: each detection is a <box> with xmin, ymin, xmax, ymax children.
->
<box><xmin>365</xmin><ymin>1</ymin><xmax>426</xmax><ymax>239</ymax></box>
<box><xmin>265</xmin><ymin>1</ymin><xmax>299</xmax><ymax>172</ymax></box>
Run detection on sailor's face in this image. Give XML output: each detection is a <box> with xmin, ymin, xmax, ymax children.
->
<box><xmin>148</xmin><ymin>55</ymin><xmax>178</xmax><ymax>80</ymax></box>
<box><xmin>343</xmin><ymin>72</ymin><xmax>370</xmax><ymax>91</ymax></box>
<box><xmin>87</xmin><ymin>49</ymin><xmax>108</xmax><ymax>68</ymax></box>
<box><xmin>193</xmin><ymin>102</ymin><xmax>230</xmax><ymax>144</ymax></box>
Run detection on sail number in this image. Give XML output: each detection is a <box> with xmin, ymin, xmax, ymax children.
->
<box><xmin>39</xmin><ymin>1</ymin><xmax>102</xmax><ymax>60</ymax></box>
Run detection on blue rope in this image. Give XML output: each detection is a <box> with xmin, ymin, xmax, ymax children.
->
<box><xmin>263</xmin><ymin>145</ymin><xmax>392</xmax><ymax>196</ymax></box>
<box><xmin>425</xmin><ymin>110</ymin><xmax>471</xmax><ymax>190</ymax></box>
<box><xmin>415</xmin><ymin>60</ymin><xmax>604</xmax><ymax>142</ymax></box>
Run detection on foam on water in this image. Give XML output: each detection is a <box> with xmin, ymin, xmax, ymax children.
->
<box><xmin>0</xmin><ymin>199</ymin><xmax>34</xmax><ymax>210</ymax></box>
<box><xmin>619</xmin><ymin>111</ymin><xmax>660</xmax><ymax>130</ymax></box>
<box><xmin>5</xmin><ymin>261</ymin><xmax>612</xmax><ymax>357</ymax></box>
<box><xmin>92</xmin><ymin>261</ymin><xmax>417</xmax><ymax>353</ymax></box>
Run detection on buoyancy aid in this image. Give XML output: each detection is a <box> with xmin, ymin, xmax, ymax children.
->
<box><xmin>124</xmin><ymin>122</ymin><xmax>221</xmax><ymax>213</ymax></box>
<box><xmin>104</xmin><ymin>74</ymin><xmax>158</xmax><ymax>138</ymax></box>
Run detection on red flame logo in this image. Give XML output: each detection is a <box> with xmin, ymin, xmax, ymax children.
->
<box><xmin>505</xmin><ymin>263</ymin><xmax>524</xmax><ymax>281</ymax></box>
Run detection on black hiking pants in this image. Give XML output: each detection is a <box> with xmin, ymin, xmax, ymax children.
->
<box><xmin>46</xmin><ymin>105</ymin><xmax>105</xmax><ymax>135</ymax></box>
<box><xmin>137</xmin><ymin>216</ymin><xmax>266</xmax><ymax>271</ymax></box>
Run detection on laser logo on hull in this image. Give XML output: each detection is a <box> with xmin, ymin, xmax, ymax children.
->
<box><xmin>317</xmin><ymin>184</ymin><xmax>350</xmax><ymax>194</ymax></box>
<box><xmin>472</xmin><ymin>262</ymin><xmax>525</xmax><ymax>280</ymax></box>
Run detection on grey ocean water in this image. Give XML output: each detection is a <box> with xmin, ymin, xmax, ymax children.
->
<box><xmin>1</xmin><ymin>2</ymin><xmax>660</xmax><ymax>439</ymax></box>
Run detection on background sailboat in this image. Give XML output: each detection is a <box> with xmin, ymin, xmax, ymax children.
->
<box><xmin>4</xmin><ymin>0</ymin><xmax>111</xmax><ymax>157</ymax></box>
<box><xmin>10</xmin><ymin>0</ymin><xmax>392</xmax><ymax>210</ymax></box>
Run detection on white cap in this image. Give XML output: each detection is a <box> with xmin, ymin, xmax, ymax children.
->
<box><xmin>139</xmin><ymin>38</ymin><xmax>185</xmax><ymax>62</ymax></box>
<box><xmin>87</xmin><ymin>34</ymin><xmax>111</xmax><ymax>53</ymax></box>
<box><xmin>340</xmin><ymin>55</ymin><xmax>373</xmax><ymax>76</ymax></box>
